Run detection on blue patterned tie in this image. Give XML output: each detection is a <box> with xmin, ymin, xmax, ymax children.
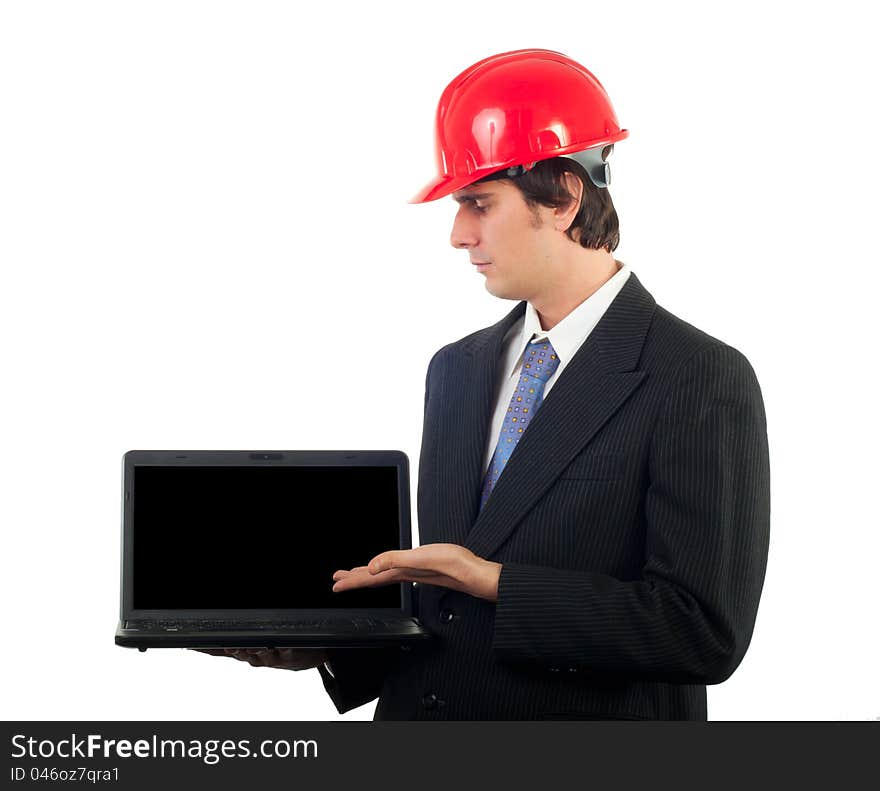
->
<box><xmin>479</xmin><ymin>338</ymin><xmax>560</xmax><ymax>512</ymax></box>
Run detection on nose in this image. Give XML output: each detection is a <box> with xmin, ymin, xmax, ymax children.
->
<box><xmin>450</xmin><ymin>206</ymin><xmax>478</xmax><ymax>250</ymax></box>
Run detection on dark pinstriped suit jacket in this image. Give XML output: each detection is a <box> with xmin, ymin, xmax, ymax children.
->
<box><xmin>318</xmin><ymin>271</ymin><xmax>770</xmax><ymax>720</ymax></box>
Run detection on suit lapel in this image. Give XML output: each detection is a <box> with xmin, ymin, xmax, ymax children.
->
<box><xmin>435</xmin><ymin>299</ymin><xmax>527</xmax><ymax>547</ymax></box>
<box><xmin>443</xmin><ymin>272</ymin><xmax>657</xmax><ymax>560</ymax></box>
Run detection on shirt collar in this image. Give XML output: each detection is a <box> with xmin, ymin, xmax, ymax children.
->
<box><xmin>507</xmin><ymin>260</ymin><xmax>631</xmax><ymax>380</ymax></box>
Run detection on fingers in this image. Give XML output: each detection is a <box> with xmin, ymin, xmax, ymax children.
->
<box><xmin>277</xmin><ymin>648</ymin><xmax>328</xmax><ymax>670</ymax></box>
<box><xmin>244</xmin><ymin>649</ymin><xmax>273</xmax><ymax>667</ymax></box>
<box><xmin>368</xmin><ymin>545</ymin><xmax>469</xmax><ymax>575</ymax></box>
<box><xmin>192</xmin><ymin>648</ymin><xmax>256</xmax><ymax>659</ymax></box>
<box><xmin>368</xmin><ymin>551</ymin><xmax>399</xmax><ymax>574</ymax></box>
<box><xmin>193</xmin><ymin>647</ymin><xmax>330</xmax><ymax>671</ymax></box>
<box><xmin>332</xmin><ymin>567</ymin><xmax>468</xmax><ymax>594</ymax></box>
<box><xmin>332</xmin><ymin>566</ymin><xmax>401</xmax><ymax>592</ymax></box>
<box><xmin>334</xmin><ymin>545</ymin><xmax>473</xmax><ymax>580</ymax></box>
<box><xmin>225</xmin><ymin>648</ymin><xmax>273</xmax><ymax>666</ymax></box>
<box><xmin>332</xmin><ymin>566</ymin><xmax>368</xmax><ymax>581</ymax></box>
<box><xmin>194</xmin><ymin>648</ymin><xmax>272</xmax><ymax>664</ymax></box>
<box><xmin>332</xmin><ymin>545</ymin><xmax>476</xmax><ymax>590</ymax></box>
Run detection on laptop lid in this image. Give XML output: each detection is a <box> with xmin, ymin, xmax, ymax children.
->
<box><xmin>119</xmin><ymin>450</ymin><xmax>415</xmax><ymax>623</ymax></box>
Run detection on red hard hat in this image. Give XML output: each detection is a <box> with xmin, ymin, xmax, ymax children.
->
<box><xmin>410</xmin><ymin>49</ymin><xmax>628</xmax><ymax>204</ymax></box>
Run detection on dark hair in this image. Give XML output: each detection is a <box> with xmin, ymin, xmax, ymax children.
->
<box><xmin>504</xmin><ymin>155</ymin><xmax>621</xmax><ymax>253</ymax></box>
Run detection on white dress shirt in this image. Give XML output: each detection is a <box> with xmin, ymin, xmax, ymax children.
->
<box><xmin>481</xmin><ymin>259</ymin><xmax>632</xmax><ymax>480</ymax></box>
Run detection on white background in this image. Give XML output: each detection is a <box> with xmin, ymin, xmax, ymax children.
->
<box><xmin>1</xmin><ymin>1</ymin><xmax>877</xmax><ymax>721</ymax></box>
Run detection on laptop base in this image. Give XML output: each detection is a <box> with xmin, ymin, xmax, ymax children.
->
<box><xmin>115</xmin><ymin>618</ymin><xmax>433</xmax><ymax>649</ymax></box>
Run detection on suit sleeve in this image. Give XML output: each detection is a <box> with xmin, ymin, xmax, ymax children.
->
<box><xmin>317</xmin><ymin>646</ymin><xmax>402</xmax><ymax>715</ymax></box>
<box><xmin>491</xmin><ymin>342</ymin><xmax>771</xmax><ymax>684</ymax></box>
<box><xmin>316</xmin><ymin>350</ymin><xmax>441</xmax><ymax>714</ymax></box>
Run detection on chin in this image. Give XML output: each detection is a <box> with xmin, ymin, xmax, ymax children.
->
<box><xmin>485</xmin><ymin>282</ymin><xmax>518</xmax><ymax>300</ymax></box>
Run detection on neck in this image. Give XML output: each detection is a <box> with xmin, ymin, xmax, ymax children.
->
<box><xmin>533</xmin><ymin>251</ymin><xmax>621</xmax><ymax>331</ymax></box>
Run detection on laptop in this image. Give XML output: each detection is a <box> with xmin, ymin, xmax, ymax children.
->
<box><xmin>115</xmin><ymin>450</ymin><xmax>433</xmax><ymax>650</ymax></box>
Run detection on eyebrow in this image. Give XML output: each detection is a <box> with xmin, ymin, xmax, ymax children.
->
<box><xmin>452</xmin><ymin>192</ymin><xmax>493</xmax><ymax>204</ymax></box>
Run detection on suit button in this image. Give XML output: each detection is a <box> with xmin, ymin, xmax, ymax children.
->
<box><xmin>439</xmin><ymin>608</ymin><xmax>455</xmax><ymax>623</ymax></box>
<box><xmin>421</xmin><ymin>693</ymin><xmax>443</xmax><ymax>710</ymax></box>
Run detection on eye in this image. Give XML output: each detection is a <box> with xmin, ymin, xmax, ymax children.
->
<box><xmin>472</xmin><ymin>201</ymin><xmax>488</xmax><ymax>214</ymax></box>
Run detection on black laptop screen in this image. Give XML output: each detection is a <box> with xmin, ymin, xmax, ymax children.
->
<box><xmin>132</xmin><ymin>465</ymin><xmax>402</xmax><ymax>609</ymax></box>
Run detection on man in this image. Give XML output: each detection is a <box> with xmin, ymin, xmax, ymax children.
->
<box><xmin>210</xmin><ymin>49</ymin><xmax>771</xmax><ymax>721</ymax></box>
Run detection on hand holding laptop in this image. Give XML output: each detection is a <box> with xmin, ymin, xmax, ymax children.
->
<box><xmin>193</xmin><ymin>648</ymin><xmax>328</xmax><ymax>671</ymax></box>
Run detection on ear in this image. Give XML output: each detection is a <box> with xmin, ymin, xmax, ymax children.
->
<box><xmin>553</xmin><ymin>171</ymin><xmax>584</xmax><ymax>233</ymax></box>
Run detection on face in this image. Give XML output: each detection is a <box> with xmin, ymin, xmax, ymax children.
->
<box><xmin>450</xmin><ymin>180</ymin><xmax>560</xmax><ymax>301</ymax></box>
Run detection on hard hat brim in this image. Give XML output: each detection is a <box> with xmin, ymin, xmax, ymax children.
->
<box><xmin>408</xmin><ymin>171</ymin><xmax>497</xmax><ymax>204</ymax></box>
<box><xmin>409</xmin><ymin>130</ymin><xmax>629</xmax><ymax>204</ymax></box>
